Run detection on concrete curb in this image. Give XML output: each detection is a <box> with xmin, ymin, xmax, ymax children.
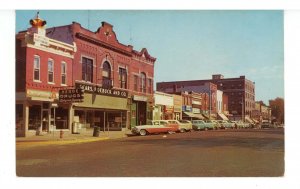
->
<box><xmin>16</xmin><ymin>137</ymin><xmax>111</xmax><ymax>147</ymax></box>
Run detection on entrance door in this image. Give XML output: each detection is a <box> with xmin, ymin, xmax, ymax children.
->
<box><xmin>42</xmin><ymin>110</ymin><xmax>49</xmax><ymax>132</ymax></box>
<box><xmin>137</xmin><ymin>101</ymin><xmax>146</xmax><ymax>125</ymax></box>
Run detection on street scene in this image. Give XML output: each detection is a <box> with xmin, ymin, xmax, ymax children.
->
<box><xmin>15</xmin><ymin>10</ymin><xmax>284</xmax><ymax>177</ymax></box>
<box><xmin>17</xmin><ymin>128</ymin><xmax>284</xmax><ymax>177</ymax></box>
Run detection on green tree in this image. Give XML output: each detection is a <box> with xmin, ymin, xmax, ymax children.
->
<box><xmin>269</xmin><ymin>97</ymin><xmax>284</xmax><ymax>124</ymax></box>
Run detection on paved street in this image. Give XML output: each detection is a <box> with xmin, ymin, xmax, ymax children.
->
<box><xmin>16</xmin><ymin>128</ymin><xmax>284</xmax><ymax>177</ymax></box>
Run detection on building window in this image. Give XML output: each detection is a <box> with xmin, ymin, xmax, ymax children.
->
<box><xmin>140</xmin><ymin>72</ymin><xmax>146</xmax><ymax>93</ymax></box>
<box><xmin>134</xmin><ymin>75</ymin><xmax>138</xmax><ymax>91</ymax></box>
<box><xmin>33</xmin><ymin>56</ymin><xmax>40</xmax><ymax>81</ymax></box>
<box><xmin>102</xmin><ymin>61</ymin><xmax>112</xmax><ymax>88</ymax></box>
<box><xmin>82</xmin><ymin>57</ymin><xmax>93</xmax><ymax>82</ymax></box>
<box><xmin>48</xmin><ymin>59</ymin><xmax>54</xmax><ymax>83</ymax></box>
<box><xmin>148</xmin><ymin>78</ymin><xmax>152</xmax><ymax>94</ymax></box>
<box><xmin>61</xmin><ymin>62</ymin><xmax>67</xmax><ymax>85</ymax></box>
<box><xmin>119</xmin><ymin>67</ymin><xmax>127</xmax><ymax>89</ymax></box>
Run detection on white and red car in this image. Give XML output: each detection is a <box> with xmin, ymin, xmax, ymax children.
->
<box><xmin>131</xmin><ymin>120</ymin><xmax>179</xmax><ymax>136</ymax></box>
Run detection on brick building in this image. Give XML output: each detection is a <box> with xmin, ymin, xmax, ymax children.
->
<box><xmin>157</xmin><ymin>74</ymin><xmax>255</xmax><ymax>120</ymax></box>
<box><xmin>46</xmin><ymin>21</ymin><xmax>156</xmax><ymax>130</ymax></box>
<box><xmin>16</xmin><ymin>13</ymin><xmax>156</xmax><ymax>137</ymax></box>
<box><xmin>157</xmin><ymin>80</ymin><xmax>218</xmax><ymax>118</ymax></box>
<box><xmin>16</xmin><ymin>13</ymin><xmax>77</xmax><ymax>137</ymax></box>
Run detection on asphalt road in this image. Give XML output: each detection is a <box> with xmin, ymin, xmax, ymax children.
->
<box><xmin>16</xmin><ymin>128</ymin><xmax>284</xmax><ymax>177</ymax></box>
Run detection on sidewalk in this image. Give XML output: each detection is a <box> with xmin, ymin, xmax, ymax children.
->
<box><xmin>16</xmin><ymin>129</ymin><xmax>132</xmax><ymax>147</ymax></box>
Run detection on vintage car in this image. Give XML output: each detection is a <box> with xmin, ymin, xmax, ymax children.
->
<box><xmin>261</xmin><ymin>120</ymin><xmax>271</xmax><ymax>128</ymax></box>
<box><xmin>177</xmin><ymin>120</ymin><xmax>193</xmax><ymax>132</ymax></box>
<box><xmin>217</xmin><ymin>120</ymin><xmax>235</xmax><ymax>129</ymax></box>
<box><xmin>131</xmin><ymin>120</ymin><xmax>179</xmax><ymax>136</ymax></box>
<box><xmin>192</xmin><ymin>120</ymin><xmax>215</xmax><ymax>131</ymax></box>
<box><xmin>232</xmin><ymin>121</ymin><xmax>249</xmax><ymax>129</ymax></box>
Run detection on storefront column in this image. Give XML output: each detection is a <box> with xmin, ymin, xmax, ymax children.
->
<box><xmin>23</xmin><ymin>101</ymin><xmax>29</xmax><ymax>137</ymax></box>
<box><xmin>68</xmin><ymin>105</ymin><xmax>74</xmax><ymax>131</ymax></box>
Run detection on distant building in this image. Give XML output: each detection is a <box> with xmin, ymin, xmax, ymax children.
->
<box><xmin>253</xmin><ymin>101</ymin><xmax>272</xmax><ymax>122</ymax></box>
<box><xmin>157</xmin><ymin>74</ymin><xmax>255</xmax><ymax>120</ymax></box>
<box><xmin>153</xmin><ymin>91</ymin><xmax>174</xmax><ymax>120</ymax></box>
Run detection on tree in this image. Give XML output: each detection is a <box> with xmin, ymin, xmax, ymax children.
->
<box><xmin>269</xmin><ymin>97</ymin><xmax>284</xmax><ymax>124</ymax></box>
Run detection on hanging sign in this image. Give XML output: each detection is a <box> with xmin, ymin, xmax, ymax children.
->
<box><xmin>59</xmin><ymin>88</ymin><xmax>84</xmax><ymax>103</ymax></box>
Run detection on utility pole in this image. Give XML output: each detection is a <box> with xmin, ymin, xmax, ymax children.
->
<box><xmin>242</xmin><ymin>96</ymin><xmax>244</xmax><ymax>122</ymax></box>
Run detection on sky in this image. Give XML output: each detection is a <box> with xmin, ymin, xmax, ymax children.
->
<box><xmin>16</xmin><ymin>10</ymin><xmax>284</xmax><ymax>105</ymax></box>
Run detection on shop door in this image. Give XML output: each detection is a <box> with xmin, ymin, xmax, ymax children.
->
<box><xmin>137</xmin><ymin>101</ymin><xmax>146</xmax><ymax>125</ymax></box>
<box><xmin>42</xmin><ymin>110</ymin><xmax>49</xmax><ymax>132</ymax></box>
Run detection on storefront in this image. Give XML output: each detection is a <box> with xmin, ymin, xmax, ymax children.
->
<box><xmin>173</xmin><ymin>94</ymin><xmax>182</xmax><ymax>120</ymax></box>
<box><xmin>16</xmin><ymin>89</ymin><xmax>71</xmax><ymax>137</ymax></box>
<box><xmin>153</xmin><ymin>92</ymin><xmax>174</xmax><ymax>121</ymax></box>
<box><xmin>72</xmin><ymin>82</ymin><xmax>129</xmax><ymax>132</ymax></box>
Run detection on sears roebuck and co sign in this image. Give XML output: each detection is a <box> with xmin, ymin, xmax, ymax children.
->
<box><xmin>75</xmin><ymin>83</ymin><xmax>128</xmax><ymax>98</ymax></box>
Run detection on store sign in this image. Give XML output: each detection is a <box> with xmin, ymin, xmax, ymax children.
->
<box><xmin>75</xmin><ymin>83</ymin><xmax>128</xmax><ymax>98</ymax></box>
<box><xmin>164</xmin><ymin>105</ymin><xmax>174</xmax><ymax>113</ymax></box>
<box><xmin>192</xmin><ymin>108</ymin><xmax>200</xmax><ymax>113</ymax></box>
<box><xmin>133</xmin><ymin>95</ymin><xmax>147</xmax><ymax>102</ymax></box>
<box><xmin>182</xmin><ymin>105</ymin><xmax>192</xmax><ymax>112</ymax></box>
<box><xmin>26</xmin><ymin>89</ymin><xmax>51</xmax><ymax>98</ymax></box>
<box><xmin>59</xmin><ymin>89</ymin><xmax>84</xmax><ymax>103</ymax></box>
<box><xmin>192</xmin><ymin>100</ymin><xmax>201</xmax><ymax>105</ymax></box>
<box><xmin>33</xmin><ymin>33</ymin><xmax>49</xmax><ymax>46</ymax></box>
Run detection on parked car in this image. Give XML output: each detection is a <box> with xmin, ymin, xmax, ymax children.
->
<box><xmin>192</xmin><ymin>120</ymin><xmax>214</xmax><ymax>131</ymax></box>
<box><xmin>261</xmin><ymin>120</ymin><xmax>271</xmax><ymax>128</ymax></box>
<box><xmin>217</xmin><ymin>120</ymin><xmax>234</xmax><ymax>129</ymax></box>
<box><xmin>233</xmin><ymin>121</ymin><xmax>251</xmax><ymax>129</ymax></box>
<box><xmin>178</xmin><ymin>120</ymin><xmax>193</xmax><ymax>132</ymax></box>
<box><xmin>211</xmin><ymin>120</ymin><xmax>221</xmax><ymax>129</ymax></box>
<box><xmin>205</xmin><ymin>120</ymin><xmax>219</xmax><ymax>130</ymax></box>
<box><xmin>131</xmin><ymin>120</ymin><xmax>179</xmax><ymax>136</ymax></box>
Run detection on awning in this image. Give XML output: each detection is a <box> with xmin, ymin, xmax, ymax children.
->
<box><xmin>218</xmin><ymin>113</ymin><xmax>229</xmax><ymax>121</ymax></box>
<box><xmin>74</xmin><ymin>93</ymin><xmax>128</xmax><ymax>110</ymax></box>
<box><xmin>202</xmin><ymin>113</ymin><xmax>210</xmax><ymax>119</ymax></box>
<box><xmin>183</xmin><ymin>112</ymin><xmax>204</xmax><ymax>120</ymax></box>
<box><xmin>245</xmin><ymin>116</ymin><xmax>254</xmax><ymax>124</ymax></box>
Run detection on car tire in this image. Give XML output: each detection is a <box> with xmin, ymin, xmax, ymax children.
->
<box><xmin>205</xmin><ymin>127</ymin><xmax>208</xmax><ymax>131</ymax></box>
<box><xmin>180</xmin><ymin>128</ymin><xmax>185</xmax><ymax>133</ymax></box>
<box><xmin>139</xmin><ymin>129</ymin><xmax>147</xmax><ymax>136</ymax></box>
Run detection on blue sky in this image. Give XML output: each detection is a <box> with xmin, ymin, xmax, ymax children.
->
<box><xmin>16</xmin><ymin>10</ymin><xmax>284</xmax><ymax>105</ymax></box>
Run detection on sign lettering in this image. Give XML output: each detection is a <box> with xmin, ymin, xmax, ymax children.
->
<box><xmin>59</xmin><ymin>88</ymin><xmax>84</xmax><ymax>103</ymax></box>
<box><xmin>75</xmin><ymin>82</ymin><xmax>128</xmax><ymax>98</ymax></box>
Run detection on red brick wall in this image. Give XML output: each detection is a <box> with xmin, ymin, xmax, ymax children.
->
<box><xmin>72</xmin><ymin>22</ymin><xmax>155</xmax><ymax>96</ymax></box>
<box><xmin>16</xmin><ymin>39</ymin><xmax>26</xmax><ymax>92</ymax></box>
<box><xmin>25</xmin><ymin>47</ymin><xmax>73</xmax><ymax>92</ymax></box>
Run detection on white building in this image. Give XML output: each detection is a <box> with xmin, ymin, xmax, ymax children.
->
<box><xmin>153</xmin><ymin>91</ymin><xmax>174</xmax><ymax>120</ymax></box>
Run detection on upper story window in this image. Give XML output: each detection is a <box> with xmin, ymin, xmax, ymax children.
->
<box><xmin>140</xmin><ymin>72</ymin><xmax>146</xmax><ymax>93</ymax></box>
<box><xmin>61</xmin><ymin>62</ymin><xmax>67</xmax><ymax>85</ymax></box>
<box><xmin>33</xmin><ymin>56</ymin><xmax>40</xmax><ymax>81</ymax></box>
<box><xmin>134</xmin><ymin>75</ymin><xmax>138</xmax><ymax>91</ymax></box>
<box><xmin>48</xmin><ymin>59</ymin><xmax>54</xmax><ymax>83</ymax></box>
<box><xmin>119</xmin><ymin>67</ymin><xmax>127</xmax><ymax>89</ymax></box>
<box><xmin>82</xmin><ymin>57</ymin><xmax>93</xmax><ymax>82</ymax></box>
<box><xmin>148</xmin><ymin>78</ymin><xmax>152</xmax><ymax>94</ymax></box>
<box><xmin>102</xmin><ymin>61</ymin><xmax>112</xmax><ymax>88</ymax></box>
